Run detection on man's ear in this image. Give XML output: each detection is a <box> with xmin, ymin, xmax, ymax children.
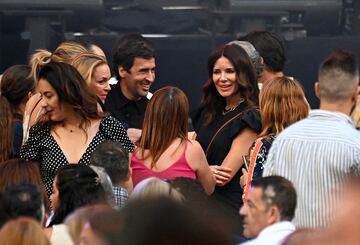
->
<box><xmin>267</xmin><ymin>206</ymin><xmax>281</xmax><ymax>225</ymax></box>
<box><xmin>118</xmin><ymin>66</ymin><xmax>128</xmax><ymax>78</ymax></box>
<box><xmin>315</xmin><ymin>82</ymin><xmax>321</xmax><ymax>99</ymax></box>
<box><xmin>350</xmin><ymin>85</ymin><xmax>359</xmax><ymax>103</ymax></box>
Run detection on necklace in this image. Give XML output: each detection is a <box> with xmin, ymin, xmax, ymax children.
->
<box><xmin>61</xmin><ymin>123</ymin><xmax>79</xmax><ymax>133</ymax></box>
<box><xmin>222</xmin><ymin>98</ymin><xmax>245</xmax><ymax>115</ymax></box>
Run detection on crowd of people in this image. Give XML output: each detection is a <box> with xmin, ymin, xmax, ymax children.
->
<box><xmin>0</xmin><ymin>29</ymin><xmax>359</xmax><ymax>245</ymax></box>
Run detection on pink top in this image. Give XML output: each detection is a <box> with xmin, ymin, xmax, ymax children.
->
<box><xmin>131</xmin><ymin>142</ymin><xmax>197</xmax><ymax>187</ymax></box>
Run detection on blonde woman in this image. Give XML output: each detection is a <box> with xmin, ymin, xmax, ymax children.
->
<box><xmin>71</xmin><ymin>52</ymin><xmax>111</xmax><ymax>104</ymax></box>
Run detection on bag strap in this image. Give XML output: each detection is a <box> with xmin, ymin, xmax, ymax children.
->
<box><xmin>205</xmin><ymin>107</ymin><xmax>256</xmax><ymax>156</ymax></box>
<box><xmin>243</xmin><ymin>138</ymin><xmax>264</xmax><ymax>201</ymax></box>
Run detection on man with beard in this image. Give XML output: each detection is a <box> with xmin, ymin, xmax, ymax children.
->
<box><xmin>105</xmin><ymin>33</ymin><xmax>155</xmax><ymax>142</ymax></box>
<box><xmin>263</xmin><ymin>49</ymin><xmax>360</xmax><ymax>229</ymax></box>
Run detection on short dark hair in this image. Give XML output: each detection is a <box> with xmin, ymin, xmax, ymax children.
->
<box><xmin>251</xmin><ymin>176</ymin><xmax>297</xmax><ymax>221</ymax></box>
<box><xmin>112</xmin><ymin>33</ymin><xmax>155</xmax><ymax>81</ymax></box>
<box><xmin>3</xmin><ymin>183</ymin><xmax>44</xmax><ymax>223</ymax></box>
<box><xmin>90</xmin><ymin>141</ymin><xmax>129</xmax><ymax>184</ymax></box>
<box><xmin>239</xmin><ymin>30</ymin><xmax>286</xmax><ymax>72</ymax></box>
<box><xmin>318</xmin><ymin>49</ymin><xmax>359</xmax><ymax>102</ymax></box>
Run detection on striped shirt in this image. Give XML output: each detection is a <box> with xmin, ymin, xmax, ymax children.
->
<box><xmin>263</xmin><ymin>110</ymin><xmax>360</xmax><ymax>228</ymax></box>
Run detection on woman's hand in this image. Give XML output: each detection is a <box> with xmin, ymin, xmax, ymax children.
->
<box><xmin>210</xmin><ymin>165</ymin><xmax>232</xmax><ymax>186</ymax></box>
<box><xmin>24</xmin><ymin>93</ymin><xmax>47</xmax><ymax>126</ymax></box>
<box><xmin>240</xmin><ymin>168</ymin><xmax>248</xmax><ymax>189</ymax></box>
<box><xmin>127</xmin><ymin>128</ymin><xmax>142</xmax><ymax>144</ymax></box>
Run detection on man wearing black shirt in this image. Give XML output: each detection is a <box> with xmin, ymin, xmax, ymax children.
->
<box><xmin>105</xmin><ymin>34</ymin><xmax>156</xmax><ymax>141</ymax></box>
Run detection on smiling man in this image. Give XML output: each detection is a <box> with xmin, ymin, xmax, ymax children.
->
<box><xmin>239</xmin><ymin>176</ymin><xmax>297</xmax><ymax>245</ymax></box>
<box><xmin>105</xmin><ymin>33</ymin><xmax>155</xmax><ymax>131</ymax></box>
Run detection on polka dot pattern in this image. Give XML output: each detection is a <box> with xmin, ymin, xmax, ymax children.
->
<box><xmin>20</xmin><ymin>115</ymin><xmax>135</xmax><ymax>197</ymax></box>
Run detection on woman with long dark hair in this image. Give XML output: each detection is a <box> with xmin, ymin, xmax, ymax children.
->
<box><xmin>191</xmin><ymin>43</ymin><xmax>262</xmax><ymax>211</ymax></box>
<box><xmin>48</xmin><ymin>164</ymin><xmax>107</xmax><ymax>226</ymax></box>
<box><xmin>20</xmin><ymin>62</ymin><xmax>134</xmax><ymax>197</ymax></box>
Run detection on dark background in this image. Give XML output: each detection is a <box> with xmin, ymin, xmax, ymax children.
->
<box><xmin>1</xmin><ymin>0</ymin><xmax>360</xmax><ymax>110</ymax></box>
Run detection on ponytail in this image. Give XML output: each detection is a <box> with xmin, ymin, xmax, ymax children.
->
<box><xmin>30</xmin><ymin>49</ymin><xmax>52</xmax><ymax>82</ymax></box>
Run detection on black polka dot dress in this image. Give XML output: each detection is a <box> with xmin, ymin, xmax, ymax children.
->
<box><xmin>20</xmin><ymin>115</ymin><xmax>135</xmax><ymax>197</ymax></box>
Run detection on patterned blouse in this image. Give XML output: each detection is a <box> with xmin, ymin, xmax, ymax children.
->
<box><xmin>243</xmin><ymin>135</ymin><xmax>275</xmax><ymax>200</ymax></box>
<box><xmin>20</xmin><ymin>116</ymin><xmax>134</xmax><ymax>197</ymax></box>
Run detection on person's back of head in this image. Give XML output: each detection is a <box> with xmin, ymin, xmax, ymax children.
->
<box><xmin>251</xmin><ymin>176</ymin><xmax>297</xmax><ymax>222</ymax></box>
<box><xmin>90</xmin><ymin>140</ymin><xmax>130</xmax><ymax>185</ymax></box>
<box><xmin>0</xmin><ymin>65</ymin><xmax>34</xmax><ymax>161</ymax></box>
<box><xmin>228</xmin><ymin>40</ymin><xmax>263</xmax><ymax>81</ymax></box>
<box><xmin>112</xmin><ymin>33</ymin><xmax>155</xmax><ymax>81</ymax></box>
<box><xmin>0</xmin><ymin>217</ymin><xmax>50</xmax><ymax>245</ymax></box>
<box><xmin>73</xmin><ymin>39</ymin><xmax>106</xmax><ymax>58</ymax></box>
<box><xmin>167</xmin><ymin>177</ymin><xmax>208</xmax><ymax>205</ymax></box>
<box><xmin>3</xmin><ymin>183</ymin><xmax>44</xmax><ymax>223</ymax></box>
<box><xmin>79</xmin><ymin>204</ymin><xmax>122</xmax><ymax>245</ymax></box>
<box><xmin>138</xmin><ymin>86</ymin><xmax>189</xmax><ymax>167</ymax></box>
<box><xmin>0</xmin><ymin>64</ymin><xmax>35</xmax><ymax>110</ymax></box>
<box><xmin>239</xmin><ymin>30</ymin><xmax>286</xmax><ymax>73</ymax></box>
<box><xmin>0</xmin><ymin>159</ymin><xmax>49</xmax><ymax>212</ymax></box>
<box><xmin>259</xmin><ymin>76</ymin><xmax>309</xmax><ymax>137</ymax></box>
<box><xmin>0</xmin><ymin>193</ymin><xmax>10</xmax><ymax>228</ymax></box>
<box><xmin>130</xmin><ymin>177</ymin><xmax>184</xmax><ymax>202</ymax></box>
<box><xmin>318</xmin><ymin>49</ymin><xmax>359</xmax><ymax>104</ymax></box>
<box><xmin>64</xmin><ymin>204</ymin><xmax>114</xmax><ymax>244</ymax></box>
<box><xmin>111</xmin><ymin>196</ymin><xmax>233</xmax><ymax>245</ymax></box>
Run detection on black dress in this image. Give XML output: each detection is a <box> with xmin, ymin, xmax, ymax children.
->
<box><xmin>192</xmin><ymin>102</ymin><xmax>262</xmax><ymax>210</ymax></box>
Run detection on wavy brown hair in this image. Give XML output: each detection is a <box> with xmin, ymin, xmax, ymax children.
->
<box><xmin>259</xmin><ymin>76</ymin><xmax>309</xmax><ymax>137</ymax></box>
<box><xmin>202</xmin><ymin>43</ymin><xmax>259</xmax><ymax>125</ymax></box>
<box><xmin>38</xmin><ymin>62</ymin><xmax>105</xmax><ymax>132</ymax></box>
<box><xmin>137</xmin><ymin>86</ymin><xmax>189</xmax><ymax>168</ymax></box>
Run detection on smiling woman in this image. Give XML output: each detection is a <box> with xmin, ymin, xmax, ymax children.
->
<box><xmin>191</xmin><ymin>43</ymin><xmax>262</xmax><ymax>214</ymax></box>
<box><xmin>20</xmin><ymin>62</ymin><xmax>134</xmax><ymax>197</ymax></box>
